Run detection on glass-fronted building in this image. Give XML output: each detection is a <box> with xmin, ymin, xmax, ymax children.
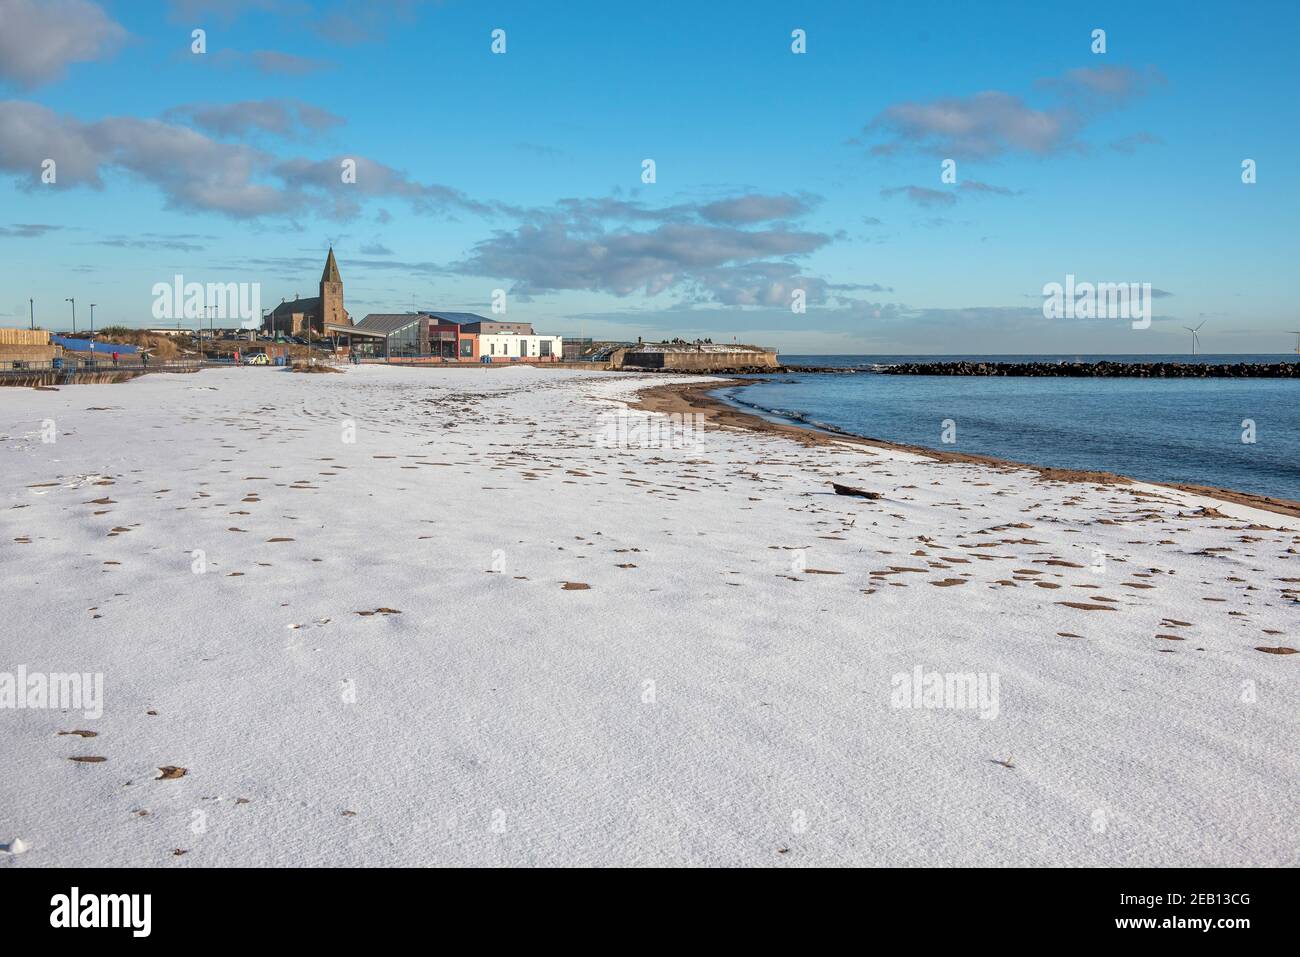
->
<box><xmin>354</xmin><ymin>313</ymin><xmax>481</xmax><ymax>360</ymax></box>
<box><xmin>354</xmin><ymin>313</ymin><xmax>429</xmax><ymax>357</ymax></box>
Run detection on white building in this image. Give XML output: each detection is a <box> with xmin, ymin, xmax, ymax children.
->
<box><xmin>479</xmin><ymin>333</ymin><xmax>563</xmax><ymax>361</ymax></box>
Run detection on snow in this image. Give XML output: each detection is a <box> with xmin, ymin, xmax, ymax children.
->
<box><xmin>1</xmin><ymin>365</ymin><xmax>1296</xmax><ymax>866</ymax></box>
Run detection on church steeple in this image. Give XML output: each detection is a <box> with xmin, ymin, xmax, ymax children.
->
<box><xmin>319</xmin><ymin>246</ymin><xmax>347</xmax><ymax>328</ymax></box>
<box><xmin>321</xmin><ymin>246</ymin><xmax>341</xmax><ymax>285</ymax></box>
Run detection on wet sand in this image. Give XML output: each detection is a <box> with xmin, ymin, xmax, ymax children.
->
<box><xmin>631</xmin><ymin>378</ymin><xmax>1300</xmax><ymax>520</ymax></box>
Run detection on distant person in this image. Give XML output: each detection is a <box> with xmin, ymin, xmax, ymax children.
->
<box><xmin>141</xmin><ymin>352</ymin><xmax>148</xmax><ymax>369</ymax></box>
<box><xmin>112</xmin><ymin>351</ymin><xmax>119</xmax><ymax>366</ymax></box>
<box><xmin>234</xmin><ymin>349</ymin><xmax>240</xmax><ymax>365</ymax></box>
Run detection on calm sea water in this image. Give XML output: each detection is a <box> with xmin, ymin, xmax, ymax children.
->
<box><xmin>717</xmin><ymin>355</ymin><xmax>1300</xmax><ymax>502</ymax></box>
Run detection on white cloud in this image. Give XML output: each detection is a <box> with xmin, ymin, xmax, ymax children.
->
<box><xmin>0</xmin><ymin>100</ymin><xmax>496</xmax><ymax>220</ymax></box>
<box><xmin>864</xmin><ymin>66</ymin><xmax>1162</xmax><ymax>158</ymax></box>
<box><xmin>0</xmin><ymin>0</ymin><xmax>125</xmax><ymax>88</ymax></box>
<box><xmin>453</xmin><ymin>197</ymin><xmax>833</xmax><ymax>304</ymax></box>
<box><xmin>165</xmin><ymin>99</ymin><xmax>345</xmax><ymax>139</ymax></box>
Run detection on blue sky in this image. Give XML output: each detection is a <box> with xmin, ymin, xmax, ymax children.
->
<box><xmin>1</xmin><ymin>0</ymin><xmax>1297</xmax><ymax>353</ymax></box>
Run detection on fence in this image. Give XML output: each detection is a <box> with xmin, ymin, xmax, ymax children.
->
<box><xmin>0</xmin><ymin>359</ymin><xmax>207</xmax><ymax>387</ymax></box>
<box><xmin>0</xmin><ymin>329</ymin><xmax>50</xmax><ymax>346</ymax></box>
<box><xmin>0</xmin><ymin>358</ymin><xmax>205</xmax><ymax>373</ymax></box>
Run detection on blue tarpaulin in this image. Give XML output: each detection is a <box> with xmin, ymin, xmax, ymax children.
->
<box><xmin>51</xmin><ymin>336</ymin><xmax>139</xmax><ymax>354</ymax></box>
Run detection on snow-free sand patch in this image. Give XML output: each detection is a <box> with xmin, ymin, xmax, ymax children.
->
<box><xmin>1</xmin><ymin>365</ymin><xmax>1296</xmax><ymax>866</ymax></box>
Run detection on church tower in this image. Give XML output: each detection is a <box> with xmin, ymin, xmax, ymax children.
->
<box><xmin>319</xmin><ymin>247</ymin><xmax>346</xmax><ymax>329</ymax></box>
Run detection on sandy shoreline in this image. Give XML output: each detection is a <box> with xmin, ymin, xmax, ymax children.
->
<box><xmin>2</xmin><ymin>365</ymin><xmax>1296</xmax><ymax>867</ymax></box>
<box><xmin>631</xmin><ymin>377</ymin><xmax>1300</xmax><ymax>520</ymax></box>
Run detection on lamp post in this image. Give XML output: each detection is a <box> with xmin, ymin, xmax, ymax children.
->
<box><xmin>29</xmin><ymin>298</ymin><xmax>34</xmax><ymax>331</ymax></box>
<box><xmin>89</xmin><ymin>303</ymin><xmax>96</xmax><ymax>342</ymax></box>
<box><xmin>65</xmin><ymin>297</ymin><xmax>75</xmax><ymax>334</ymax></box>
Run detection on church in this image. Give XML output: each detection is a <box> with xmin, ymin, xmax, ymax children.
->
<box><xmin>263</xmin><ymin>247</ymin><xmax>351</xmax><ymax>336</ymax></box>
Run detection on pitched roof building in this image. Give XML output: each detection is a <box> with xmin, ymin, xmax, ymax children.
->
<box><xmin>356</xmin><ymin>312</ymin><xmax>477</xmax><ymax>358</ymax></box>
<box><xmin>263</xmin><ymin>247</ymin><xmax>351</xmax><ymax>335</ymax></box>
<box><xmin>415</xmin><ymin>312</ymin><xmax>533</xmax><ymax>336</ymax></box>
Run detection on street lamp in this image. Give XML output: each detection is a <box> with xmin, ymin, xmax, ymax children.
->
<box><xmin>65</xmin><ymin>297</ymin><xmax>75</xmax><ymax>334</ymax></box>
<box><xmin>89</xmin><ymin>303</ymin><xmax>96</xmax><ymax>341</ymax></box>
<box><xmin>29</xmin><ymin>298</ymin><xmax>34</xmax><ymax>331</ymax></box>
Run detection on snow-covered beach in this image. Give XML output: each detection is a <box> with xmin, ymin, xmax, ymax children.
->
<box><xmin>1</xmin><ymin>365</ymin><xmax>1296</xmax><ymax>867</ymax></box>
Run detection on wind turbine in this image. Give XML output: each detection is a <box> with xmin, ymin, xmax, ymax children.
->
<box><xmin>1288</xmin><ymin>331</ymin><xmax>1300</xmax><ymax>354</ymax></box>
<box><xmin>1183</xmin><ymin>321</ymin><xmax>1205</xmax><ymax>356</ymax></box>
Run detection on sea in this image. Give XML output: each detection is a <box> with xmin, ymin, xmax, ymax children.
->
<box><xmin>715</xmin><ymin>355</ymin><xmax>1300</xmax><ymax>502</ymax></box>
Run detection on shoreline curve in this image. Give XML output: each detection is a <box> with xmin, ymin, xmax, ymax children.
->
<box><xmin>627</xmin><ymin>376</ymin><xmax>1300</xmax><ymax>521</ymax></box>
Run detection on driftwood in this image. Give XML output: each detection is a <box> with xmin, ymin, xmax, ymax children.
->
<box><xmin>830</xmin><ymin>482</ymin><xmax>881</xmax><ymax>500</ymax></box>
